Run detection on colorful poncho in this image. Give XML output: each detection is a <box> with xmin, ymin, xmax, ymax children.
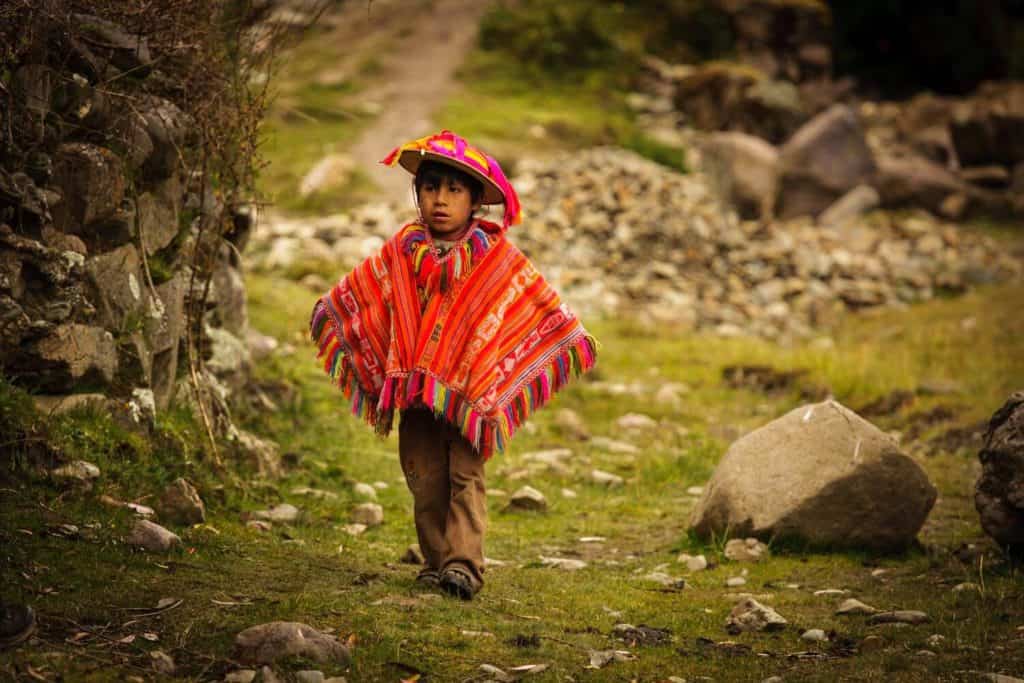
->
<box><xmin>310</xmin><ymin>219</ymin><xmax>597</xmax><ymax>459</ymax></box>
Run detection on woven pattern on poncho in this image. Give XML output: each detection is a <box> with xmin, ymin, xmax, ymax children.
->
<box><xmin>310</xmin><ymin>219</ymin><xmax>597</xmax><ymax>459</ymax></box>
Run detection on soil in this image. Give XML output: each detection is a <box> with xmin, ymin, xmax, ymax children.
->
<box><xmin>343</xmin><ymin>0</ymin><xmax>493</xmax><ymax>204</ymax></box>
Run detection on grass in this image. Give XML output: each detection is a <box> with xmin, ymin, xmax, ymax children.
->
<box><xmin>3</xmin><ymin>272</ymin><xmax>1023</xmax><ymax>680</ymax></box>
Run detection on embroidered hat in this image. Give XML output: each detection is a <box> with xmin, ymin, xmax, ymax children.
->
<box><xmin>381</xmin><ymin>130</ymin><xmax>522</xmax><ymax>228</ymax></box>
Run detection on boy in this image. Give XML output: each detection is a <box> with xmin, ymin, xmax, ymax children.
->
<box><xmin>310</xmin><ymin>130</ymin><xmax>596</xmax><ymax>599</ymax></box>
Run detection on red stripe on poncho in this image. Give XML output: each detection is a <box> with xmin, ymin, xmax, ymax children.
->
<box><xmin>310</xmin><ymin>219</ymin><xmax>597</xmax><ymax>459</ymax></box>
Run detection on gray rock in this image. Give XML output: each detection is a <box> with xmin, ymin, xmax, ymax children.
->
<box><xmin>975</xmin><ymin>392</ymin><xmax>1024</xmax><ymax>550</ymax></box>
<box><xmin>724</xmin><ymin>537</ymin><xmax>769</xmax><ymax>562</ymax></box>
<box><xmin>253</xmin><ymin>504</ymin><xmax>300</xmax><ymax>524</ymax></box>
<box><xmin>508</xmin><ymin>486</ymin><xmax>548</xmax><ymax>511</ymax></box>
<box><xmin>540</xmin><ymin>556</ymin><xmax>587</xmax><ymax>571</ymax></box>
<box><xmin>127</xmin><ymin>520</ymin><xmax>181</xmax><ymax>552</ymax></box>
<box><xmin>233</xmin><ymin>621</ymin><xmax>350</xmax><ymax>666</ymax></box>
<box><xmin>690</xmin><ymin>400</ymin><xmax>936</xmax><ymax>551</ymax></box>
<box><xmin>875</xmin><ymin>152</ymin><xmax>966</xmax><ymax>214</ymax></box>
<box><xmin>159</xmin><ymin>478</ymin><xmax>206</xmax><ymax>526</ymax></box>
<box><xmin>818</xmin><ymin>185</ymin><xmax>880</xmax><ymax>228</ymax></box>
<box><xmin>590</xmin><ymin>470</ymin><xmax>625</xmax><ymax>487</ymax></box>
<box><xmin>702</xmin><ymin>131</ymin><xmax>779</xmax><ymax>219</ymax></box>
<box><xmin>149</xmin><ymin>650</ymin><xmax>175</xmax><ymax>674</ymax></box>
<box><xmin>235</xmin><ymin>430</ymin><xmax>282</xmax><ymax>478</ymax></box>
<box><xmin>296</xmin><ymin>671</ymin><xmax>325</xmax><ymax>683</ymax></box>
<box><xmin>726</xmin><ymin>598</ymin><xmax>787</xmax><ymax>634</ymax></box>
<box><xmin>836</xmin><ymin>598</ymin><xmax>878</xmax><ymax>615</ymax></box>
<box><xmin>50</xmin><ymin>143</ymin><xmax>125</xmax><ymax>233</ymax></box>
<box><xmin>399</xmin><ymin>544</ymin><xmax>424</xmax><ymax>565</ymax></box>
<box><xmin>50</xmin><ymin>460</ymin><xmax>101</xmax><ymax>483</ymax></box>
<box><xmin>801</xmin><ymin>628</ymin><xmax>828</xmax><ymax>642</ymax></box>
<box><xmin>554</xmin><ymin>408</ymin><xmax>590</xmax><ymax>440</ymax></box>
<box><xmin>30</xmin><ymin>323</ymin><xmax>118</xmax><ymax>392</ymax></box>
<box><xmin>85</xmin><ymin>244</ymin><xmax>144</xmax><ymax>330</ymax></box>
<box><xmin>868</xmin><ymin>610</ymin><xmax>931</xmax><ymax>625</ymax></box>
<box><xmin>352</xmin><ymin>482</ymin><xmax>378</xmax><ymax>500</ymax></box>
<box><xmin>777</xmin><ymin>105</ymin><xmax>876</xmax><ymax>218</ymax></box>
<box><xmin>225</xmin><ymin>670</ymin><xmax>257</xmax><ymax>683</ymax></box>
<box><xmin>351</xmin><ymin>503</ymin><xmax>383</xmax><ymax>527</ymax></box>
<box><xmin>678</xmin><ymin>553</ymin><xmax>708</xmax><ymax>571</ymax></box>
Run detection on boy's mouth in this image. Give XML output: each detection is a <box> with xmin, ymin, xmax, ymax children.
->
<box><xmin>432</xmin><ymin>211</ymin><xmax>450</xmax><ymax>221</ymax></box>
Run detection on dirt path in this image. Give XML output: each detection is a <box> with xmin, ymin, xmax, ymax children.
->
<box><xmin>346</xmin><ymin>0</ymin><xmax>492</xmax><ymax>205</ymax></box>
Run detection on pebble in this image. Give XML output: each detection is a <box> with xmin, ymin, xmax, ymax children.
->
<box><xmin>253</xmin><ymin>504</ymin><xmax>301</xmax><ymax>523</ymax></box>
<box><xmin>859</xmin><ymin>635</ymin><xmax>886</xmax><ymax>652</ymax></box>
<box><xmin>813</xmin><ymin>589</ymin><xmax>849</xmax><ymax>597</ymax></box>
<box><xmin>246</xmin><ymin>520</ymin><xmax>272</xmax><ymax>532</ymax></box>
<box><xmin>540</xmin><ymin>556</ymin><xmax>587</xmax><ymax>571</ymax></box>
<box><xmin>644</xmin><ymin>571</ymin><xmax>686</xmax><ymax>588</ymax></box>
<box><xmin>868</xmin><ymin>610</ymin><xmax>931</xmax><ymax>625</ymax></box>
<box><xmin>149</xmin><ymin>650</ymin><xmax>175</xmax><ymax>674</ymax></box>
<box><xmin>686</xmin><ymin>486</ymin><xmax>704</xmax><ymax>496</ymax></box>
<box><xmin>726</xmin><ymin>597</ymin><xmax>787</xmax><ymax>633</ymax></box>
<box><xmin>351</xmin><ymin>503</ymin><xmax>383</xmax><ymax>527</ymax></box>
<box><xmin>296</xmin><ymin>672</ymin><xmax>324</xmax><ymax>683</ymax></box>
<box><xmin>616</xmin><ymin>413</ymin><xmax>658</xmax><ymax>430</ymax></box>
<box><xmin>590</xmin><ymin>469</ymin><xmax>625</xmax><ymax>487</ymax></box>
<box><xmin>224</xmin><ymin>671</ymin><xmax>256</xmax><ymax>683</ymax></box>
<box><xmin>352</xmin><ymin>483</ymin><xmax>377</xmax><ymax>500</ymax></box>
<box><xmin>590</xmin><ymin>437</ymin><xmax>640</xmax><ymax>454</ymax></box>
<box><xmin>724</xmin><ymin>537</ymin><xmax>768</xmax><ymax>562</ymax></box>
<box><xmin>126</xmin><ymin>520</ymin><xmax>180</xmax><ymax>552</ymax></box>
<box><xmin>678</xmin><ymin>553</ymin><xmax>708</xmax><ymax>571</ymax></box>
<box><xmin>50</xmin><ymin>460</ymin><xmax>101</xmax><ymax>483</ymax></box>
<box><xmin>341</xmin><ymin>523</ymin><xmax>366</xmax><ymax>536</ymax></box>
<box><xmin>561</xmin><ymin>488</ymin><xmax>578</xmax><ymax>499</ymax></box>
<box><xmin>726</xmin><ymin>577</ymin><xmax>747</xmax><ymax>587</ymax></box>
<box><xmin>507</xmin><ymin>485</ymin><xmax>548</xmax><ymax>511</ymax></box>
<box><xmin>801</xmin><ymin>628</ymin><xmax>828</xmax><ymax>642</ymax></box>
<box><xmin>836</xmin><ymin>598</ymin><xmax>878</xmax><ymax>615</ymax></box>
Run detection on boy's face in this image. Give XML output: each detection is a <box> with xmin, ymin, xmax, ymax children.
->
<box><xmin>417</xmin><ymin>175</ymin><xmax>481</xmax><ymax>236</ymax></box>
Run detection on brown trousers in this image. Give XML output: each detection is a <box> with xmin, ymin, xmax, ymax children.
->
<box><xmin>398</xmin><ymin>408</ymin><xmax>487</xmax><ymax>589</ymax></box>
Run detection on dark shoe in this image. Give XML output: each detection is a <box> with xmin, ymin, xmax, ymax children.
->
<box><xmin>415</xmin><ymin>568</ymin><xmax>441</xmax><ymax>587</ymax></box>
<box><xmin>440</xmin><ymin>567</ymin><xmax>476</xmax><ymax>601</ymax></box>
<box><xmin>0</xmin><ymin>603</ymin><xmax>35</xmax><ymax>650</ymax></box>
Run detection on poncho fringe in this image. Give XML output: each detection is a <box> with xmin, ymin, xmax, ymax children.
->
<box><xmin>310</xmin><ymin>220</ymin><xmax>597</xmax><ymax>459</ymax></box>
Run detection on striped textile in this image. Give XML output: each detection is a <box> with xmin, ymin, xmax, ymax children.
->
<box><xmin>310</xmin><ymin>219</ymin><xmax>597</xmax><ymax>459</ymax></box>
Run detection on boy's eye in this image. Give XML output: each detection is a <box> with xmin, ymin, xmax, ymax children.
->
<box><xmin>449</xmin><ymin>184</ymin><xmax>462</xmax><ymax>193</ymax></box>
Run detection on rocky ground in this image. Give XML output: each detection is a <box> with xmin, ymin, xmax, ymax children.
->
<box><xmin>248</xmin><ymin>146</ymin><xmax>1022</xmax><ymax>341</ymax></box>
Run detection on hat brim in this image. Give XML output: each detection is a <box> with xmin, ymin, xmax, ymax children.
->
<box><xmin>396</xmin><ymin>150</ymin><xmax>505</xmax><ymax>205</ymax></box>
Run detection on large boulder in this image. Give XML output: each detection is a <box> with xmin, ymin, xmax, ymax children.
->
<box><xmin>701</xmin><ymin>132</ymin><xmax>779</xmax><ymax>219</ymax></box>
<box><xmin>975</xmin><ymin>392</ymin><xmax>1024</xmax><ymax>552</ymax></box>
<box><xmin>674</xmin><ymin>62</ymin><xmax>804</xmax><ymax>144</ymax></box>
<box><xmin>950</xmin><ymin>82</ymin><xmax>1024</xmax><ymax>168</ymax></box>
<box><xmin>776</xmin><ymin>105</ymin><xmax>876</xmax><ymax>218</ymax></box>
<box><xmin>690</xmin><ymin>400</ymin><xmax>937</xmax><ymax>551</ymax></box>
<box><xmin>874</xmin><ymin>153</ymin><xmax>967</xmax><ymax>214</ymax></box>
<box><xmin>50</xmin><ymin>143</ymin><xmax>126</xmax><ymax>233</ymax></box>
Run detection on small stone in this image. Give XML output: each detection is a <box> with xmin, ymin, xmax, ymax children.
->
<box><xmin>259</xmin><ymin>666</ymin><xmax>284</xmax><ymax>683</ymax></box>
<box><xmin>644</xmin><ymin>572</ymin><xmax>686</xmax><ymax>588</ymax></box>
<box><xmin>724</xmin><ymin>537</ymin><xmax>768</xmax><ymax>562</ymax></box>
<box><xmin>952</xmin><ymin>582</ymin><xmax>981</xmax><ymax>594</ymax></box>
<box><xmin>291</xmin><ymin>487</ymin><xmax>338</xmax><ymax>501</ymax></box>
<box><xmin>540</xmin><ymin>556</ymin><xmax>587</xmax><ymax>571</ymax></box>
<box><xmin>813</xmin><ymin>589</ymin><xmax>848</xmax><ymax>597</ymax></box>
<box><xmin>225</xmin><ymin>670</ymin><xmax>257</xmax><ymax>683</ymax></box>
<box><xmin>341</xmin><ymin>523</ymin><xmax>366</xmax><ymax>536</ymax></box>
<box><xmin>686</xmin><ymin>486</ymin><xmax>704</xmax><ymax>496</ymax></box>
<box><xmin>726</xmin><ymin>597</ymin><xmax>787</xmax><ymax>634</ymax></box>
<box><xmin>590</xmin><ymin>469</ymin><xmax>625</xmax><ymax>487</ymax></box>
<box><xmin>149</xmin><ymin>650</ymin><xmax>175</xmax><ymax>674</ymax></box>
<box><xmin>233</xmin><ymin>621</ymin><xmax>350</xmax><ymax>665</ymax></box>
<box><xmin>126</xmin><ymin>520</ymin><xmax>180</xmax><ymax>552</ymax></box>
<box><xmin>352</xmin><ymin>482</ymin><xmax>377</xmax><ymax>500</ymax></box>
<box><xmin>859</xmin><ymin>635</ymin><xmax>886</xmax><ymax>653</ymax></box>
<box><xmin>372</xmin><ymin>481</ymin><xmax>388</xmax><ymax>490</ymax></box>
<box><xmin>554</xmin><ymin>408</ymin><xmax>590</xmax><ymax>440</ymax></box>
<box><xmin>925</xmin><ymin>634</ymin><xmax>946</xmax><ymax>648</ymax></box>
<box><xmin>579</xmin><ymin>536</ymin><xmax>606</xmax><ymax>543</ymax></box>
<box><xmin>158</xmin><ymin>477</ymin><xmax>206</xmax><ymax>525</ymax></box>
<box><xmin>246</xmin><ymin>520</ymin><xmax>272</xmax><ymax>532</ymax></box>
<box><xmin>801</xmin><ymin>628</ymin><xmax>828</xmax><ymax>642</ymax></box>
<box><xmin>561</xmin><ymin>488</ymin><xmax>578</xmax><ymax>499</ymax></box>
<box><xmin>252</xmin><ymin>504</ymin><xmax>301</xmax><ymax>524</ymax></box>
<box><xmin>616</xmin><ymin>413</ymin><xmax>658</xmax><ymax>430</ymax></box>
<box><xmin>590</xmin><ymin>437</ymin><xmax>640</xmax><ymax>454</ymax></box>
<box><xmin>762</xmin><ymin>677</ymin><xmax>784</xmax><ymax>683</ymax></box>
<box><xmin>51</xmin><ymin>460</ymin><xmax>101</xmax><ymax>483</ymax></box>
<box><xmin>295</xmin><ymin>671</ymin><xmax>325</xmax><ymax>683</ymax></box>
<box><xmin>726</xmin><ymin>577</ymin><xmax>746</xmax><ymax>587</ymax></box>
<box><xmin>836</xmin><ymin>598</ymin><xmax>878</xmax><ymax>615</ymax></box>
<box><xmin>507</xmin><ymin>485</ymin><xmax>548</xmax><ymax>511</ymax></box>
<box><xmin>400</xmin><ymin>544</ymin><xmax>424</xmax><ymax>565</ymax></box>
<box><xmin>868</xmin><ymin>610</ymin><xmax>930</xmax><ymax>626</ymax></box>
<box><xmin>351</xmin><ymin>503</ymin><xmax>383</xmax><ymax>527</ymax></box>
<box><xmin>678</xmin><ymin>553</ymin><xmax>708</xmax><ymax>571</ymax></box>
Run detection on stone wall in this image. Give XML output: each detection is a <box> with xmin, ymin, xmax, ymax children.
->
<box><xmin>0</xmin><ymin>12</ymin><xmax>251</xmax><ymax>416</ymax></box>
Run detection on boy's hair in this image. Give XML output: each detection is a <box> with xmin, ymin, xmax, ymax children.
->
<box><xmin>414</xmin><ymin>160</ymin><xmax>485</xmax><ymax>204</ymax></box>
